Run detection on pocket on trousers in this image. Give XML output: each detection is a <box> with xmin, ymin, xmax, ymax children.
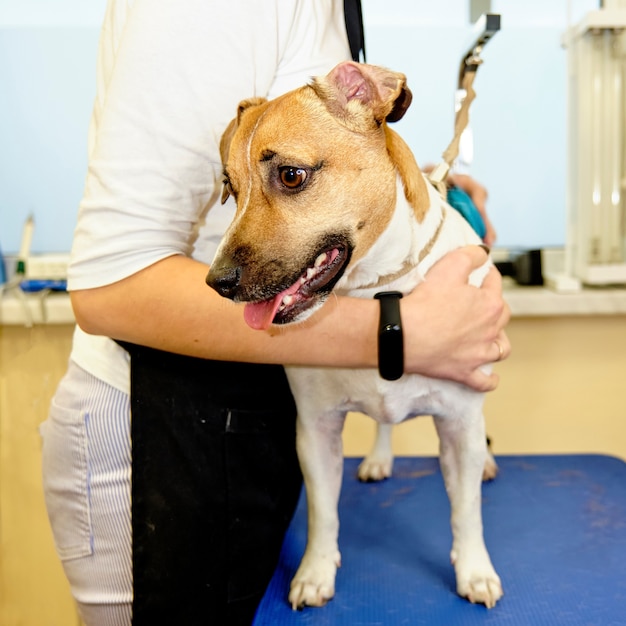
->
<box><xmin>41</xmin><ymin>399</ymin><xmax>93</xmax><ymax>561</ymax></box>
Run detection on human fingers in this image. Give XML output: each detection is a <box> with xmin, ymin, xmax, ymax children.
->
<box><xmin>463</xmin><ymin>332</ymin><xmax>510</xmax><ymax>392</ymax></box>
<box><xmin>492</xmin><ymin>330</ymin><xmax>511</xmax><ymax>363</ymax></box>
<box><xmin>427</xmin><ymin>245</ymin><xmax>490</xmax><ymax>283</ymax></box>
<box><xmin>479</xmin><ymin>268</ymin><xmax>511</xmax><ymax>348</ymax></box>
<box><xmin>480</xmin><ymin>266</ymin><xmax>510</xmax><ymax>322</ymax></box>
<box><xmin>482</xmin><ymin>263</ymin><xmax>503</xmax><ymax>291</ymax></box>
<box><xmin>465</xmin><ymin>368</ymin><xmax>500</xmax><ymax>392</ymax></box>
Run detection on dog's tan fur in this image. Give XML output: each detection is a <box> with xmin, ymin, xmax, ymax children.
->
<box><xmin>208</xmin><ymin>62</ymin><xmax>503</xmax><ymax>610</ymax></box>
<box><xmin>213</xmin><ymin>67</ymin><xmax>431</xmax><ymax>307</ymax></box>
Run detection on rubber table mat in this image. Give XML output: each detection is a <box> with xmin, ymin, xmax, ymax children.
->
<box><xmin>253</xmin><ymin>455</ymin><xmax>626</xmax><ymax>625</ymax></box>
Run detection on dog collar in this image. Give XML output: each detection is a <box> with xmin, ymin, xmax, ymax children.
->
<box><xmin>373</xmin><ymin>291</ymin><xmax>404</xmax><ymax>380</ymax></box>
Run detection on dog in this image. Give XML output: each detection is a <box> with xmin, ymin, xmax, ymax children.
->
<box><xmin>206</xmin><ymin>61</ymin><xmax>503</xmax><ymax>610</ymax></box>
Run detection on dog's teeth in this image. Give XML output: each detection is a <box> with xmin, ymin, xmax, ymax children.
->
<box><xmin>306</xmin><ymin>267</ymin><xmax>316</xmax><ymax>280</ymax></box>
<box><xmin>314</xmin><ymin>252</ymin><xmax>327</xmax><ymax>267</ymax></box>
<box><xmin>282</xmin><ymin>294</ymin><xmax>294</xmax><ymax>306</ymax></box>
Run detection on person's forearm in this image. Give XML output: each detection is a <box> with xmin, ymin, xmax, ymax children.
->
<box><xmin>72</xmin><ymin>247</ymin><xmax>509</xmax><ymax>391</ymax></box>
<box><xmin>71</xmin><ymin>254</ymin><xmax>380</xmax><ymax>369</ymax></box>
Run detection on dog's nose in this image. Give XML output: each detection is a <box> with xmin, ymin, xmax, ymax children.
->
<box><xmin>206</xmin><ymin>263</ymin><xmax>242</xmax><ymax>300</ymax></box>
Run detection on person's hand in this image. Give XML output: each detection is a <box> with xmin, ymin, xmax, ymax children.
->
<box><xmin>400</xmin><ymin>246</ymin><xmax>510</xmax><ymax>392</ymax></box>
<box><xmin>447</xmin><ymin>173</ymin><xmax>497</xmax><ymax>247</ymax></box>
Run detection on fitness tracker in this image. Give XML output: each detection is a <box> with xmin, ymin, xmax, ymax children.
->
<box><xmin>373</xmin><ymin>291</ymin><xmax>404</xmax><ymax>381</ymax></box>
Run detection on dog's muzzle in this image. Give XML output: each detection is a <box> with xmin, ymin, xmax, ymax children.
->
<box><xmin>206</xmin><ymin>240</ymin><xmax>351</xmax><ymax>331</ymax></box>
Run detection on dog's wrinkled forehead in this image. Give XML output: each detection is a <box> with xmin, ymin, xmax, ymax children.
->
<box><xmin>225</xmin><ymin>93</ymin><xmax>326</xmax><ymax>183</ymax></box>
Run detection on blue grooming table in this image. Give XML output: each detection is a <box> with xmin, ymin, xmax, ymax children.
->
<box><xmin>253</xmin><ymin>455</ymin><xmax>626</xmax><ymax>625</ymax></box>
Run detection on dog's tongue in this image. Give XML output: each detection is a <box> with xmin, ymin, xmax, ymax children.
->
<box><xmin>242</xmin><ymin>248</ymin><xmax>340</xmax><ymax>330</ymax></box>
<box><xmin>243</xmin><ymin>296</ymin><xmax>283</xmax><ymax>331</ymax></box>
<box><xmin>243</xmin><ymin>280</ymin><xmax>301</xmax><ymax>331</ymax></box>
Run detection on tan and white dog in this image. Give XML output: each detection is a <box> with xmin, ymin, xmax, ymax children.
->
<box><xmin>206</xmin><ymin>61</ymin><xmax>503</xmax><ymax>610</ymax></box>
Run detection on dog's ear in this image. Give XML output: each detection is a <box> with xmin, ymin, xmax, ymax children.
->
<box><xmin>220</xmin><ymin>98</ymin><xmax>267</xmax><ymax>204</ymax></box>
<box><xmin>220</xmin><ymin>97</ymin><xmax>267</xmax><ymax>164</ymax></box>
<box><xmin>312</xmin><ymin>61</ymin><xmax>412</xmax><ymax>126</ymax></box>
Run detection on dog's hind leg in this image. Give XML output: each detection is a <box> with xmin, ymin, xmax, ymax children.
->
<box><xmin>434</xmin><ymin>410</ymin><xmax>503</xmax><ymax>608</ymax></box>
<box><xmin>288</xmin><ymin>407</ymin><xmax>347</xmax><ymax>610</ymax></box>
<box><xmin>357</xmin><ymin>423</ymin><xmax>496</xmax><ymax>483</ymax></box>
<box><xmin>357</xmin><ymin>422</ymin><xmax>394</xmax><ymax>482</ymax></box>
<box><xmin>483</xmin><ymin>435</ymin><xmax>498</xmax><ymax>481</ymax></box>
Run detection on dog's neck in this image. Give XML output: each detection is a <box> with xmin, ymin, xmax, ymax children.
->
<box><xmin>337</xmin><ymin>175</ymin><xmax>446</xmax><ymax>297</ymax></box>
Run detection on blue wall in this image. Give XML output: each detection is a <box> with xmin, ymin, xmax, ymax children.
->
<box><xmin>0</xmin><ymin>1</ymin><xmax>105</xmax><ymax>254</ymax></box>
<box><xmin>0</xmin><ymin>0</ymin><xmax>598</xmax><ymax>255</ymax></box>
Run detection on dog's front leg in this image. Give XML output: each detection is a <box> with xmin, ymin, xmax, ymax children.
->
<box><xmin>288</xmin><ymin>407</ymin><xmax>346</xmax><ymax>610</ymax></box>
<box><xmin>434</xmin><ymin>410</ymin><xmax>503</xmax><ymax>608</ymax></box>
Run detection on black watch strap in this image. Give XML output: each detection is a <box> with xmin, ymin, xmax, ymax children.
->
<box><xmin>373</xmin><ymin>291</ymin><xmax>404</xmax><ymax>380</ymax></box>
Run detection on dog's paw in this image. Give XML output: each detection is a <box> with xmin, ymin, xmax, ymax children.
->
<box><xmin>357</xmin><ymin>456</ymin><xmax>393</xmax><ymax>482</ymax></box>
<box><xmin>482</xmin><ymin>452</ymin><xmax>499</xmax><ymax>482</ymax></box>
<box><xmin>457</xmin><ymin>571</ymin><xmax>503</xmax><ymax>608</ymax></box>
<box><xmin>289</xmin><ymin>550</ymin><xmax>341</xmax><ymax>610</ymax></box>
<box><xmin>454</xmin><ymin>556</ymin><xmax>503</xmax><ymax>608</ymax></box>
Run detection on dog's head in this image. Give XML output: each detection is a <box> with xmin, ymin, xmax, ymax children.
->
<box><xmin>206</xmin><ymin>62</ymin><xmax>421</xmax><ymax>329</ymax></box>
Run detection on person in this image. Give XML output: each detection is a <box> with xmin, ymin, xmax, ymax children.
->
<box><xmin>40</xmin><ymin>1</ymin><xmax>511</xmax><ymax>625</ymax></box>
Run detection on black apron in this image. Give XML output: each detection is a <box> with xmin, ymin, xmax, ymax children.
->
<box><xmin>127</xmin><ymin>344</ymin><xmax>301</xmax><ymax>625</ymax></box>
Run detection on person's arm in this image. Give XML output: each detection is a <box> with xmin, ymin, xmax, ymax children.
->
<box><xmin>72</xmin><ymin>245</ymin><xmax>509</xmax><ymax>392</ymax></box>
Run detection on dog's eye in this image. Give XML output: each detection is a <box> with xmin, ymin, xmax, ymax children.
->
<box><xmin>221</xmin><ymin>173</ymin><xmax>234</xmax><ymax>204</ymax></box>
<box><xmin>279</xmin><ymin>166</ymin><xmax>307</xmax><ymax>189</ymax></box>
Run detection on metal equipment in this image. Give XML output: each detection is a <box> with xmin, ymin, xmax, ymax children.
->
<box><xmin>555</xmin><ymin>1</ymin><xmax>626</xmax><ymax>290</ymax></box>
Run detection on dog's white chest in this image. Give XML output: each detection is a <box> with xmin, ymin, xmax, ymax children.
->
<box><xmin>285</xmin><ymin>366</ymin><xmax>480</xmax><ymax>425</ymax></box>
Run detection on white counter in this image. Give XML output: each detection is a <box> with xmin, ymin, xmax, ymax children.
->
<box><xmin>503</xmin><ymin>279</ymin><xmax>626</xmax><ymax>316</ymax></box>
<box><xmin>0</xmin><ymin>291</ymin><xmax>75</xmax><ymax>325</ymax></box>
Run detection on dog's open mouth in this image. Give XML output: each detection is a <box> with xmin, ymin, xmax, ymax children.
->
<box><xmin>243</xmin><ymin>245</ymin><xmax>349</xmax><ymax>330</ymax></box>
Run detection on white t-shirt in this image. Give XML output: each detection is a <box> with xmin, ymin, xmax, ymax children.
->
<box><xmin>68</xmin><ymin>0</ymin><xmax>352</xmax><ymax>393</ymax></box>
